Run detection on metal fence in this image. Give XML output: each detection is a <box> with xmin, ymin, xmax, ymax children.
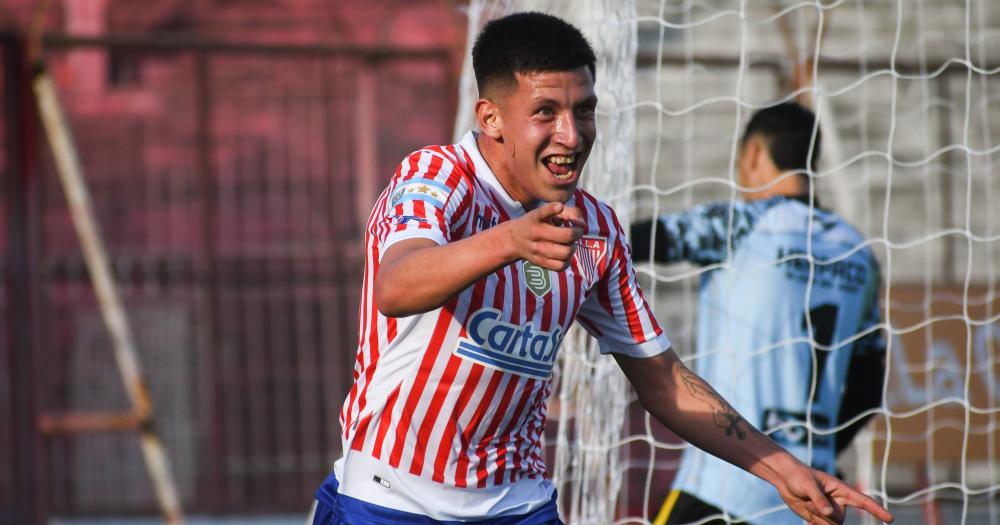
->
<box><xmin>0</xmin><ymin>33</ymin><xmax>455</xmax><ymax>522</ymax></box>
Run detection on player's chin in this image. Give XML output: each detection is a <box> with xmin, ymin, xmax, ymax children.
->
<box><xmin>541</xmin><ymin>186</ymin><xmax>577</xmax><ymax>205</ymax></box>
<box><xmin>540</xmin><ymin>170</ymin><xmax>580</xmax><ymax>199</ymax></box>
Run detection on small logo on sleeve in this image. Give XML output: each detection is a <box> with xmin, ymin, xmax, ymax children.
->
<box><xmin>390</xmin><ymin>178</ymin><xmax>451</xmax><ymax>208</ymax></box>
<box><xmin>390</xmin><ymin>214</ymin><xmax>429</xmax><ymax>226</ymax></box>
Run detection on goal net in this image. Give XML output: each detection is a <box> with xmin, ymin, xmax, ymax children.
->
<box><xmin>456</xmin><ymin>1</ymin><xmax>1000</xmax><ymax>524</ymax></box>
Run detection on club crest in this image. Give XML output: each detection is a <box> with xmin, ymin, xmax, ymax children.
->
<box><xmin>522</xmin><ymin>262</ymin><xmax>551</xmax><ymax>297</ymax></box>
<box><xmin>575</xmin><ymin>236</ymin><xmax>607</xmax><ymax>285</ymax></box>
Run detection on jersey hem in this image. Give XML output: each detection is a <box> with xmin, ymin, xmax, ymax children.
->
<box><xmin>381</xmin><ymin>230</ymin><xmax>448</xmax><ymax>260</ymax></box>
<box><xmin>598</xmin><ymin>332</ymin><xmax>671</xmax><ymax>358</ymax></box>
<box><xmin>331</xmin><ymin>453</ymin><xmax>556</xmax><ymax>520</ymax></box>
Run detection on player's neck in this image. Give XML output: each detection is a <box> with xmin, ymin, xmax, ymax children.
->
<box><xmin>744</xmin><ymin>172</ymin><xmax>809</xmax><ymax>202</ymax></box>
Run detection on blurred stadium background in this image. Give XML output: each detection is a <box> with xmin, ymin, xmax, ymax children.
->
<box><xmin>1</xmin><ymin>1</ymin><xmax>463</xmax><ymax>523</ymax></box>
<box><xmin>1</xmin><ymin>1</ymin><xmax>998</xmax><ymax>524</ymax></box>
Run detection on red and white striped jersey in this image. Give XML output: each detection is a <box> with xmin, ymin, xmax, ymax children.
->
<box><xmin>334</xmin><ymin>131</ymin><xmax>670</xmax><ymax>519</ymax></box>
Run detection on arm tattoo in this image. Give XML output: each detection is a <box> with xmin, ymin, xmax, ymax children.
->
<box><xmin>678</xmin><ymin>366</ymin><xmax>748</xmax><ymax>440</ymax></box>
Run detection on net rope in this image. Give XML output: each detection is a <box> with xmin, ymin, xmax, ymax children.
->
<box><xmin>455</xmin><ymin>1</ymin><xmax>1000</xmax><ymax>523</ymax></box>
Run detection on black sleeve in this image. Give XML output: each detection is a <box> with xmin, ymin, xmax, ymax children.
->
<box><xmin>836</xmin><ymin>261</ymin><xmax>887</xmax><ymax>456</ymax></box>
<box><xmin>629</xmin><ymin>218</ymin><xmax>673</xmax><ymax>264</ymax></box>
<box><xmin>629</xmin><ymin>201</ymin><xmax>767</xmax><ymax>266</ymax></box>
<box><xmin>835</xmin><ymin>352</ymin><xmax>885</xmax><ymax>456</ymax></box>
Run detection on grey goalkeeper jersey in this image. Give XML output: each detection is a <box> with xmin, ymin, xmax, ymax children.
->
<box><xmin>637</xmin><ymin>196</ymin><xmax>885</xmax><ymax>524</ymax></box>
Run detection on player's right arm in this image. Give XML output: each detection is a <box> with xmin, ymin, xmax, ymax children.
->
<box><xmin>374</xmin><ymin>149</ymin><xmax>583</xmax><ymax>317</ymax></box>
<box><xmin>376</xmin><ymin>201</ymin><xmax>583</xmax><ymax>317</ymax></box>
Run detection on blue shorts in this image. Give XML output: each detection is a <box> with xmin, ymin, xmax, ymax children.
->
<box><xmin>313</xmin><ymin>472</ymin><xmax>564</xmax><ymax>525</ymax></box>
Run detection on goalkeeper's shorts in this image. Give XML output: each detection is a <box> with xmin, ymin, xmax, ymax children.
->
<box><xmin>655</xmin><ymin>490</ymin><xmax>733</xmax><ymax>525</ymax></box>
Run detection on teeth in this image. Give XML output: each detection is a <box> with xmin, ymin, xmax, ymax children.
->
<box><xmin>548</xmin><ymin>155</ymin><xmax>576</xmax><ymax>165</ymax></box>
<box><xmin>553</xmin><ymin>170</ymin><xmax>575</xmax><ymax>180</ymax></box>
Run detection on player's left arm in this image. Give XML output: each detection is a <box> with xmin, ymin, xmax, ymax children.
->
<box><xmin>592</xmin><ymin>211</ymin><xmax>892</xmax><ymax>524</ymax></box>
<box><xmin>615</xmin><ymin>350</ymin><xmax>894</xmax><ymax>525</ymax></box>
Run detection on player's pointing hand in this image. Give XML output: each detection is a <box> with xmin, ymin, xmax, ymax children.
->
<box><xmin>777</xmin><ymin>466</ymin><xmax>893</xmax><ymax>525</ymax></box>
<box><xmin>509</xmin><ymin>201</ymin><xmax>584</xmax><ymax>271</ymax></box>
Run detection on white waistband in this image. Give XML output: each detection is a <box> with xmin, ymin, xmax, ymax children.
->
<box><xmin>333</xmin><ymin>453</ymin><xmax>555</xmax><ymax>520</ymax></box>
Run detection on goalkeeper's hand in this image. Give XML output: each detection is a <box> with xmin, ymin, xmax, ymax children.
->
<box><xmin>774</xmin><ymin>464</ymin><xmax>894</xmax><ymax>524</ymax></box>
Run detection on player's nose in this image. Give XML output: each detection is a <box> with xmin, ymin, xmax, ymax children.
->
<box><xmin>554</xmin><ymin>111</ymin><xmax>581</xmax><ymax>150</ymax></box>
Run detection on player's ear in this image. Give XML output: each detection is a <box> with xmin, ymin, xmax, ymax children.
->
<box><xmin>744</xmin><ymin>137</ymin><xmax>763</xmax><ymax>171</ymax></box>
<box><xmin>744</xmin><ymin>137</ymin><xmax>768</xmax><ymax>187</ymax></box>
<box><xmin>476</xmin><ymin>98</ymin><xmax>503</xmax><ymax>140</ymax></box>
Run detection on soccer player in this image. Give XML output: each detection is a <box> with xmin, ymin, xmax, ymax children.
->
<box><xmin>313</xmin><ymin>13</ymin><xmax>893</xmax><ymax>525</ymax></box>
<box><xmin>631</xmin><ymin>103</ymin><xmax>887</xmax><ymax>525</ymax></box>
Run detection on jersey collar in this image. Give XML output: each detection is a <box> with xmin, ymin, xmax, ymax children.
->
<box><xmin>786</xmin><ymin>193</ymin><xmax>822</xmax><ymax>209</ymax></box>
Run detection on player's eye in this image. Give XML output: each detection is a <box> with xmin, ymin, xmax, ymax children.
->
<box><xmin>536</xmin><ymin>106</ymin><xmax>555</xmax><ymax>118</ymax></box>
<box><xmin>576</xmin><ymin>105</ymin><xmax>596</xmax><ymax>119</ymax></box>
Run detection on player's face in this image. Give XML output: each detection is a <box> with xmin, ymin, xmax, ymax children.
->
<box><xmin>493</xmin><ymin>67</ymin><xmax>597</xmax><ymax>207</ymax></box>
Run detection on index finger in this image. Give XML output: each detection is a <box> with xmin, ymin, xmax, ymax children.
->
<box><xmin>535</xmin><ymin>201</ymin><xmax>565</xmax><ymax>221</ymax></box>
<box><xmin>802</xmin><ymin>479</ymin><xmax>837</xmax><ymax>521</ymax></box>
<box><xmin>537</xmin><ymin>222</ymin><xmax>582</xmax><ymax>245</ymax></box>
<box><xmin>842</xmin><ymin>490</ymin><xmax>894</xmax><ymax>523</ymax></box>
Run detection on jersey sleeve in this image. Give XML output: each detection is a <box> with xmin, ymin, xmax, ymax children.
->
<box><xmin>630</xmin><ymin>200</ymin><xmax>764</xmax><ymax>266</ymax></box>
<box><xmin>836</xmin><ymin>258</ymin><xmax>887</xmax><ymax>454</ymax></box>
<box><xmin>576</xmin><ymin>211</ymin><xmax>671</xmax><ymax>358</ymax></box>
<box><xmin>380</xmin><ymin>149</ymin><xmax>471</xmax><ymax>255</ymax></box>
<box><xmin>853</xmin><ymin>262</ymin><xmax>887</xmax><ymax>358</ymax></box>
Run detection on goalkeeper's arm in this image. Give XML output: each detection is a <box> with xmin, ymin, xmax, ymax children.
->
<box><xmin>835</xmin><ymin>338</ymin><xmax>887</xmax><ymax>455</ymax></box>
<box><xmin>836</xmin><ymin>273</ymin><xmax>888</xmax><ymax>455</ymax></box>
<box><xmin>630</xmin><ymin>202</ymin><xmax>762</xmax><ymax>266</ymax></box>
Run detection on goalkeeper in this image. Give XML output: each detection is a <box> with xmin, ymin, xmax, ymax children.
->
<box><xmin>631</xmin><ymin>103</ymin><xmax>887</xmax><ymax>525</ymax></box>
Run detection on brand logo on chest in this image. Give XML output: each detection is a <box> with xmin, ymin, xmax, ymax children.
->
<box><xmin>455</xmin><ymin>308</ymin><xmax>563</xmax><ymax>379</ymax></box>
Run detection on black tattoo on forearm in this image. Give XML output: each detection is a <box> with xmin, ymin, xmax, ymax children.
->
<box><xmin>678</xmin><ymin>366</ymin><xmax>748</xmax><ymax>440</ymax></box>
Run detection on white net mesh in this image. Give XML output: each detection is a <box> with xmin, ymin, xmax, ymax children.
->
<box><xmin>455</xmin><ymin>1</ymin><xmax>1000</xmax><ymax>523</ymax></box>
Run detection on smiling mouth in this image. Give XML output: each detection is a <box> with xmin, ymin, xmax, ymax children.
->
<box><xmin>544</xmin><ymin>154</ymin><xmax>578</xmax><ymax>181</ymax></box>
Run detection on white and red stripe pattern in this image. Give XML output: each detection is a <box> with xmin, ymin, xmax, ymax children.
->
<box><xmin>335</xmin><ymin>131</ymin><xmax>670</xmax><ymax>516</ymax></box>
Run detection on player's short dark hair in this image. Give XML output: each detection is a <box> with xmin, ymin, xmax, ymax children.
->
<box><xmin>742</xmin><ymin>102</ymin><xmax>822</xmax><ymax>173</ymax></box>
<box><xmin>472</xmin><ymin>12</ymin><xmax>596</xmax><ymax>98</ymax></box>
